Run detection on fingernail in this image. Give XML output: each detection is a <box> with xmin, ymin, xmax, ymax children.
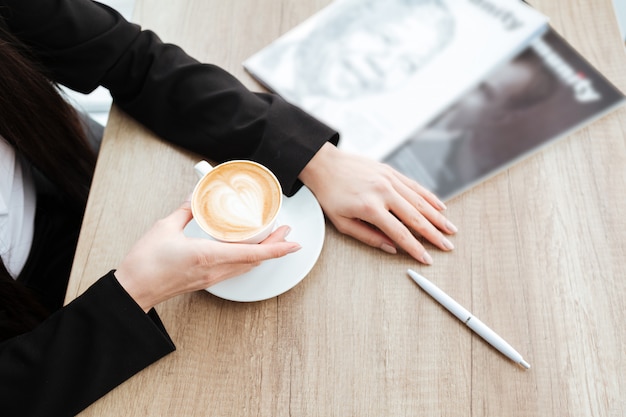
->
<box><xmin>446</xmin><ymin>220</ymin><xmax>458</xmax><ymax>234</ymax></box>
<box><xmin>441</xmin><ymin>237</ymin><xmax>454</xmax><ymax>250</ymax></box>
<box><xmin>422</xmin><ymin>251</ymin><xmax>433</xmax><ymax>265</ymax></box>
<box><xmin>381</xmin><ymin>243</ymin><xmax>397</xmax><ymax>254</ymax></box>
<box><xmin>437</xmin><ymin>200</ymin><xmax>447</xmax><ymax>210</ymax></box>
<box><xmin>287</xmin><ymin>243</ymin><xmax>301</xmax><ymax>254</ymax></box>
<box><xmin>282</xmin><ymin>226</ymin><xmax>292</xmax><ymax>238</ymax></box>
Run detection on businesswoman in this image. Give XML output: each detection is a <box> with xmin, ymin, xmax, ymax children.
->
<box><xmin>0</xmin><ymin>0</ymin><xmax>456</xmax><ymax>415</ymax></box>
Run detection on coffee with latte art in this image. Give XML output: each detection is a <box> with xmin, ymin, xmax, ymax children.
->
<box><xmin>192</xmin><ymin>160</ymin><xmax>282</xmax><ymax>242</ymax></box>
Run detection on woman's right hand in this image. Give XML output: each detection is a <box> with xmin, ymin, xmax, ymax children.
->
<box><xmin>114</xmin><ymin>200</ymin><xmax>301</xmax><ymax>312</ymax></box>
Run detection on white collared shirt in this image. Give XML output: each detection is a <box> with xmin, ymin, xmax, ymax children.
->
<box><xmin>0</xmin><ymin>136</ymin><xmax>36</xmax><ymax>278</ymax></box>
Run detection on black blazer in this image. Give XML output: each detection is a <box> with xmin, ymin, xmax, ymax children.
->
<box><xmin>0</xmin><ymin>0</ymin><xmax>338</xmax><ymax>416</ymax></box>
<box><xmin>0</xmin><ymin>0</ymin><xmax>338</xmax><ymax>196</ymax></box>
<box><xmin>2</xmin><ymin>273</ymin><xmax>176</xmax><ymax>417</ymax></box>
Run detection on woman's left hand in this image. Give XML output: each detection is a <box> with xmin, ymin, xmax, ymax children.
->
<box><xmin>299</xmin><ymin>143</ymin><xmax>458</xmax><ymax>265</ymax></box>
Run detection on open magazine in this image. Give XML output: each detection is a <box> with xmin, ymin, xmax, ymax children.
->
<box><xmin>384</xmin><ymin>28</ymin><xmax>626</xmax><ymax>201</ymax></box>
<box><xmin>244</xmin><ymin>0</ymin><xmax>548</xmax><ymax>160</ymax></box>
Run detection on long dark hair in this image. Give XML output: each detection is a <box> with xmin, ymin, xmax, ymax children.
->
<box><xmin>0</xmin><ymin>24</ymin><xmax>96</xmax><ymax>339</ymax></box>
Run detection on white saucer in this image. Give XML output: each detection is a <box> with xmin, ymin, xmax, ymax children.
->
<box><xmin>183</xmin><ymin>186</ymin><xmax>325</xmax><ymax>302</ymax></box>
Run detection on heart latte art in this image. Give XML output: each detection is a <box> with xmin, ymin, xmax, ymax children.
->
<box><xmin>192</xmin><ymin>162</ymin><xmax>281</xmax><ymax>242</ymax></box>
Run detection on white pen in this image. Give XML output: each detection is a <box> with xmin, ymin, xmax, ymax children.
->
<box><xmin>407</xmin><ymin>269</ymin><xmax>531</xmax><ymax>369</ymax></box>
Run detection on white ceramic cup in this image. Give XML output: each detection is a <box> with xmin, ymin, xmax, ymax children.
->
<box><xmin>192</xmin><ymin>160</ymin><xmax>283</xmax><ymax>244</ymax></box>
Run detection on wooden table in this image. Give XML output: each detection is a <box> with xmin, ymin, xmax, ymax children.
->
<box><xmin>66</xmin><ymin>0</ymin><xmax>626</xmax><ymax>415</ymax></box>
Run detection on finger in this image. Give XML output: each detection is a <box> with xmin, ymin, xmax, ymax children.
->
<box><xmin>260</xmin><ymin>225</ymin><xmax>292</xmax><ymax>244</ymax></box>
<box><xmin>165</xmin><ymin>200</ymin><xmax>195</xmax><ymax>230</ymax></box>
<box><xmin>384</xmin><ymin>192</ymin><xmax>455</xmax><ymax>252</ymax></box>
<box><xmin>207</xmin><ymin>240</ymin><xmax>301</xmax><ymax>265</ymax></box>
<box><xmin>394</xmin><ymin>170</ymin><xmax>448</xmax><ymax>211</ymax></box>
<box><xmin>331</xmin><ymin>215</ymin><xmax>436</xmax><ymax>264</ymax></box>
<box><xmin>335</xmin><ymin>217</ymin><xmax>397</xmax><ymax>254</ymax></box>
<box><xmin>391</xmin><ymin>176</ymin><xmax>457</xmax><ymax>235</ymax></box>
<box><xmin>358</xmin><ymin>205</ymin><xmax>440</xmax><ymax>264</ymax></box>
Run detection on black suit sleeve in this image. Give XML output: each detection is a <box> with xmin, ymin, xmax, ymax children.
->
<box><xmin>0</xmin><ymin>272</ymin><xmax>175</xmax><ymax>417</ymax></box>
<box><xmin>0</xmin><ymin>0</ymin><xmax>339</xmax><ymax>196</ymax></box>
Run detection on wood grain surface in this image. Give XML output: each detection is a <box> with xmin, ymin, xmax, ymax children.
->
<box><xmin>67</xmin><ymin>1</ymin><xmax>626</xmax><ymax>415</ymax></box>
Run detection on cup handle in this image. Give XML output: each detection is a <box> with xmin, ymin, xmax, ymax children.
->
<box><xmin>194</xmin><ymin>160</ymin><xmax>213</xmax><ymax>179</ymax></box>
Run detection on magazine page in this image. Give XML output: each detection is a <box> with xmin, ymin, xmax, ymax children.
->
<box><xmin>384</xmin><ymin>28</ymin><xmax>626</xmax><ymax>201</ymax></box>
<box><xmin>244</xmin><ymin>0</ymin><xmax>549</xmax><ymax>160</ymax></box>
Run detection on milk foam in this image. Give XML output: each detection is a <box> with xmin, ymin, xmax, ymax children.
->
<box><xmin>193</xmin><ymin>164</ymin><xmax>280</xmax><ymax>241</ymax></box>
<box><xmin>205</xmin><ymin>176</ymin><xmax>264</xmax><ymax>228</ymax></box>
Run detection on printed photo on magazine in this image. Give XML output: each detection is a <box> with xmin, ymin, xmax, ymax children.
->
<box><xmin>244</xmin><ymin>0</ymin><xmax>548</xmax><ymax>161</ymax></box>
<box><xmin>385</xmin><ymin>28</ymin><xmax>625</xmax><ymax>201</ymax></box>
